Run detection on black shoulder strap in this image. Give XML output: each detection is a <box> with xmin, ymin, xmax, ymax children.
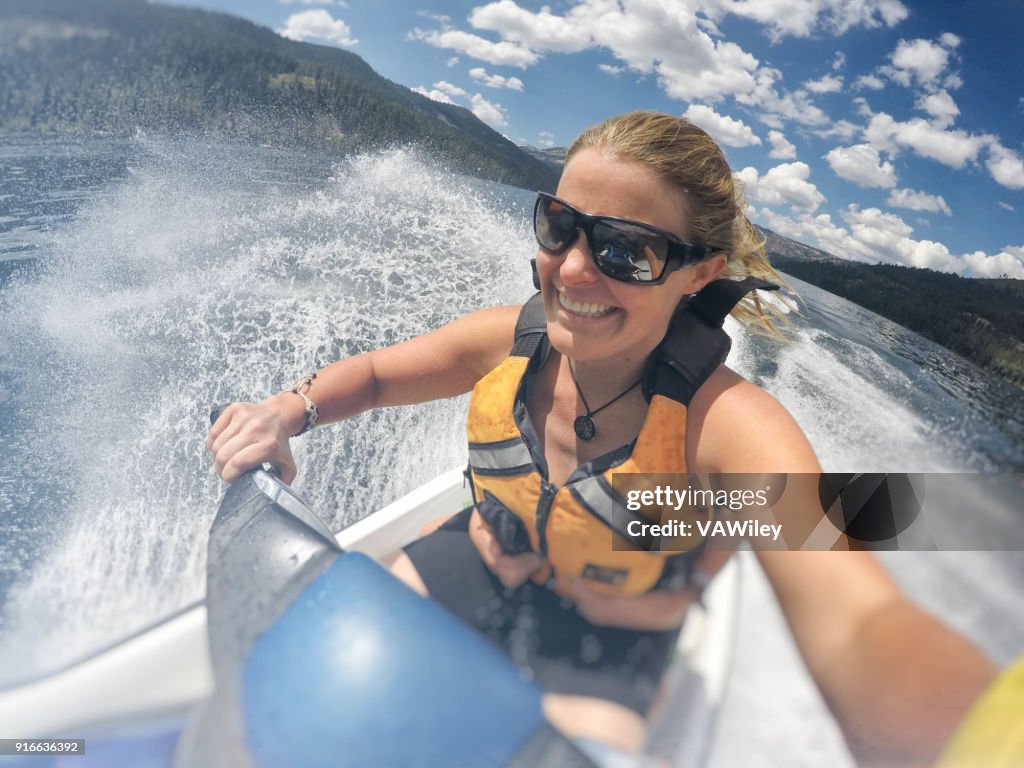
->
<box><xmin>642</xmin><ymin>277</ymin><xmax>779</xmax><ymax>405</ymax></box>
<box><xmin>511</xmin><ymin>292</ymin><xmax>547</xmax><ymax>359</ymax></box>
<box><xmin>689</xmin><ymin>276</ymin><xmax>779</xmax><ymax>328</ymax></box>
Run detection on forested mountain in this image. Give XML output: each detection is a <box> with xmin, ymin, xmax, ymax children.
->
<box><xmin>519</xmin><ymin>145</ymin><xmax>568</xmax><ymax>170</ymax></box>
<box><xmin>761</xmin><ymin>227</ymin><xmax>840</xmax><ymax>263</ymax></box>
<box><xmin>0</xmin><ymin>0</ymin><xmax>559</xmax><ymax>191</ymax></box>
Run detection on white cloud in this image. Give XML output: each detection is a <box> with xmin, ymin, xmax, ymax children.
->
<box><xmin>577</xmin><ymin>2</ymin><xmax>766</xmax><ymax>103</ymax></box>
<box><xmin>446</xmin><ymin>56</ymin><xmax>460</xmax><ymax>67</ymax></box>
<box><xmin>408</xmin><ymin>0</ymin><xmax>908</xmax><ymax>125</ymax></box>
<box><xmin>999</xmin><ymin>202</ymin><xmax>1016</xmax><ymax>213</ymax></box>
<box><xmin>416</xmin><ymin>11</ymin><xmax>452</xmax><ymax>24</ymax></box>
<box><xmin>735</xmin><ymin>162</ymin><xmax>825</xmax><ymax>214</ymax></box>
<box><xmin>886</xmin><ymin>188</ymin><xmax>952</xmax><ymax>216</ymax></box>
<box><xmin>986</xmin><ymin>142</ymin><xmax>1024</xmax><ymax>190</ymax></box>
<box><xmin>814</xmin><ymin>119</ymin><xmax>860</xmax><ymax>141</ymax></box>
<box><xmin>804</xmin><ymin>74</ymin><xmax>843</xmax><ymax>94</ymax></box>
<box><xmin>278</xmin><ymin>10</ymin><xmax>357</xmax><ymax>46</ymax></box>
<box><xmin>434</xmin><ymin>81</ymin><xmax>468</xmax><ymax>98</ymax></box>
<box><xmin>470</xmin><ymin>93</ymin><xmax>508</xmax><ymax>128</ymax></box>
<box><xmin>537</xmin><ymin>130</ymin><xmax>556</xmax><ymax>148</ymax></box>
<box><xmin>413</xmin><ymin>80</ymin><xmax>510</xmax><ymax>130</ymax></box>
<box><xmin>599</xmin><ymin>64</ymin><xmax>624</xmax><ymax>76</ymax></box>
<box><xmin>842</xmin><ymin>206</ymin><xmax>961</xmax><ymax>271</ymax></box>
<box><xmin>469</xmin><ymin>0</ymin><xmax>591</xmax><ymax>53</ymax></box>
<box><xmin>961</xmin><ymin>246</ymin><xmax>1024</xmax><ymax>279</ymax></box>
<box><xmin>885</xmin><ymin>37</ymin><xmax>955</xmax><ymax>88</ymax></box>
<box><xmin>768</xmin><ymin>130</ymin><xmax>797</xmax><ymax>159</ymax></box>
<box><xmin>738</xmin><ymin>74</ymin><xmax>832</xmax><ymax>126</ymax></box>
<box><xmin>468</xmin><ymin>67</ymin><xmax>524</xmax><ymax>90</ymax></box>
<box><xmin>864</xmin><ymin>112</ymin><xmax>989</xmax><ymax>169</ymax></box>
<box><xmin>916</xmin><ymin>89</ymin><xmax>959</xmax><ymax>128</ymax></box>
<box><xmin>280</xmin><ymin>0</ymin><xmax>347</xmax><ymax>5</ymax></box>
<box><xmin>409</xmin><ymin>28</ymin><xmax>539</xmax><ymax>68</ymax></box>
<box><xmin>754</xmin><ymin>206</ymin><xmax>1024</xmax><ymax>278</ymax></box>
<box><xmin>411</xmin><ymin>86</ymin><xmax>454</xmax><ymax>104</ymax></box>
<box><xmin>854</xmin><ymin>74</ymin><xmax>886</xmax><ymax>90</ymax></box>
<box><xmin>825</xmin><ymin>144</ymin><xmax>897</xmax><ymax>188</ymax></box>
<box><xmin>704</xmin><ymin>0</ymin><xmax>908</xmax><ymax>42</ymax></box>
<box><xmin>759</xmin><ymin>207</ymin><xmax>882</xmax><ymax>262</ymax></box>
<box><xmin>682</xmin><ymin>104</ymin><xmax>761</xmax><ymax>147</ymax></box>
<box><xmin>938</xmin><ymin>32</ymin><xmax>961</xmax><ymax>49</ymax></box>
<box><xmin>412</xmin><ymin>1</ymin><xmax>767</xmax><ymax>107</ymax></box>
<box><xmin>412</xmin><ymin>80</ymin><xmax>473</xmax><ymax>105</ymax></box>
<box><xmin>832</xmin><ymin>52</ymin><xmax>846</xmax><ymax>70</ymax></box>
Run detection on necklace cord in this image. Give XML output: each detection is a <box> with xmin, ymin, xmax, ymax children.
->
<box><xmin>567</xmin><ymin>361</ymin><xmax>642</xmax><ymax>418</ymax></box>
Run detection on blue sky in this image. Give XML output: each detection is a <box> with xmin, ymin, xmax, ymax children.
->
<box><xmin>168</xmin><ymin>0</ymin><xmax>1023</xmax><ymax>278</ymax></box>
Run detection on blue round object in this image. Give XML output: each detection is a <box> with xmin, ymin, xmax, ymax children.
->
<box><xmin>242</xmin><ymin>552</ymin><xmax>545</xmax><ymax>768</ymax></box>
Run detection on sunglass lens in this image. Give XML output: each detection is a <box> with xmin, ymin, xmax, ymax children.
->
<box><xmin>535</xmin><ymin>197</ymin><xmax>576</xmax><ymax>253</ymax></box>
<box><xmin>591</xmin><ymin>221</ymin><xmax>668</xmax><ymax>283</ymax></box>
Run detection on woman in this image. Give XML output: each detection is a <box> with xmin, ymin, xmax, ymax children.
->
<box><xmin>208</xmin><ymin>111</ymin><xmax>820</xmax><ymax>760</ymax></box>
<box><xmin>209</xmin><ymin>111</ymin><xmax>815</xmax><ymax>761</ymax></box>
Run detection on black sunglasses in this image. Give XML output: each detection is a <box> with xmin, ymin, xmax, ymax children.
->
<box><xmin>533</xmin><ymin>192</ymin><xmax>710</xmax><ymax>285</ymax></box>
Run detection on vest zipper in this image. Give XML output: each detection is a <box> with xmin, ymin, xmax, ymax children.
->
<box><xmin>535</xmin><ymin>480</ymin><xmax>557</xmax><ymax>556</ymax></box>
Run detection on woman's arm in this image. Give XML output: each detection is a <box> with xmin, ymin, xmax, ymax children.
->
<box><xmin>208</xmin><ymin>305</ymin><xmax>519</xmax><ymax>482</ymax></box>
<box><xmin>696</xmin><ymin>368</ymin><xmax>996</xmax><ymax>765</ymax></box>
<box><xmin>758</xmin><ymin>551</ymin><xmax>996</xmax><ymax>766</ymax></box>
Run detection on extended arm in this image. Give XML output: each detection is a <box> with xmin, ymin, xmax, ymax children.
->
<box><xmin>694</xmin><ymin>368</ymin><xmax>996</xmax><ymax>765</ymax></box>
<box><xmin>208</xmin><ymin>305</ymin><xmax>518</xmax><ymax>482</ymax></box>
<box><xmin>758</xmin><ymin>550</ymin><xmax>996</xmax><ymax>766</ymax></box>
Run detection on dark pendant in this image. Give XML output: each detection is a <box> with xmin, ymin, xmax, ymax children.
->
<box><xmin>574</xmin><ymin>415</ymin><xmax>597</xmax><ymax>441</ymax></box>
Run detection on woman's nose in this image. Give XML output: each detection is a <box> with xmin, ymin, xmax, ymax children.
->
<box><xmin>559</xmin><ymin>230</ymin><xmax>601</xmax><ymax>285</ymax></box>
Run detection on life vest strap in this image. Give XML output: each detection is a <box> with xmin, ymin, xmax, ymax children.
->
<box><xmin>511</xmin><ymin>292</ymin><xmax>547</xmax><ymax>359</ymax></box>
<box><xmin>643</xmin><ymin>277</ymin><xmax>779</xmax><ymax>405</ymax></box>
<box><xmin>690</xmin><ymin>276</ymin><xmax>779</xmax><ymax>328</ymax></box>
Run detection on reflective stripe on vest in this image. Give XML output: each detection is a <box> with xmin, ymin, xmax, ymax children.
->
<box><xmin>468</xmin><ymin>438</ymin><xmax>534</xmax><ymax>475</ymax></box>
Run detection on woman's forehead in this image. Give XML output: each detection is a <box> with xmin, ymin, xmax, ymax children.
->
<box><xmin>555</xmin><ymin>147</ymin><xmax>692</xmax><ymax>236</ymax></box>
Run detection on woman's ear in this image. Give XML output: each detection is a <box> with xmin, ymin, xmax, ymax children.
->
<box><xmin>684</xmin><ymin>252</ymin><xmax>728</xmax><ymax>293</ymax></box>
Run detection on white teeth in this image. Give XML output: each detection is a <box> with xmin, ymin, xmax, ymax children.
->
<box><xmin>558</xmin><ymin>291</ymin><xmax>614</xmax><ymax>317</ymax></box>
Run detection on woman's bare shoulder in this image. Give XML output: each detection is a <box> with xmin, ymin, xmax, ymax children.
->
<box><xmin>457</xmin><ymin>304</ymin><xmax>523</xmax><ymax>374</ymax></box>
<box><xmin>687</xmin><ymin>365</ymin><xmax>821</xmax><ymax>473</ymax></box>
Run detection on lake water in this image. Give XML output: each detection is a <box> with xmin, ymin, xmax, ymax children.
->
<box><xmin>1</xmin><ymin>134</ymin><xmax>1021</xmax><ymax>765</ymax></box>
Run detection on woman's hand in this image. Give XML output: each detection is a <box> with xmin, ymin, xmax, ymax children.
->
<box><xmin>468</xmin><ymin>508</ymin><xmax>545</xmax><ymax>589</ymax></box>
<box><xmin>559</xmin><ymin>577</ymin><xmax>695</xmax><ymax>631</ymax></box>
<box><xmin>207</xmin><ymin>394</ymin><xmax>304</xmax><ymax>484</ymax></box>
<box><xmin>559</xmin><ymin>549</ymin><xmax>734</xmax><ymax>631</ymax></box>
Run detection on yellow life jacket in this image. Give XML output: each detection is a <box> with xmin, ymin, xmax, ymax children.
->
<box><xmin>466</xmin><ymin>278</ymin><xmax>775</xmax><ymax>597</ymax></box>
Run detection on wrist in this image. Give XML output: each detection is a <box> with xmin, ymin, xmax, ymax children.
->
<box><xmin>265</xmin><ymin>391</ymin><xmax>308</xmax><ymax>438</ymax></box>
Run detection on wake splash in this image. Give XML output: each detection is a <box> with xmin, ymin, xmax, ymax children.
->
<box><xmin>0</xmin><ymin>137</ymin><xmax>534</xmax><ymax>685</ymax></box>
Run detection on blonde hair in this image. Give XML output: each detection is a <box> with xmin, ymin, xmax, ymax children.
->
<box><xmin>566</xmin><ymin>111</ymin><xmax>793</xmax><ymax>337</ymax></box>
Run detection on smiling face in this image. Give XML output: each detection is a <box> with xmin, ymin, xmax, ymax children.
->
<box><xmin>536</xmin><ymin>146</ymin><xmax>726</xmax><ymax>369</ymax></box>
